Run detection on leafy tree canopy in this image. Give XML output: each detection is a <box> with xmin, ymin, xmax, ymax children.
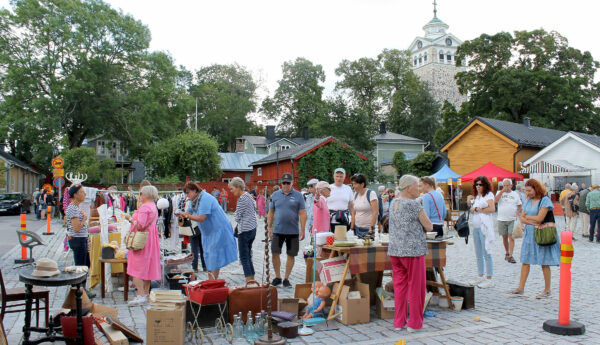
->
<box><xmin>60</xmin><ymin>147</ymin><xmax>125</xmax><ymax>184</ymax></box>
<box><xmin>456</xmin><ymin>29</ymin><xmax>600</xmax><ymax>133</ymax></box>
<box><xmin>297</xmin><ymin>140</ymin><xmax>374</xmax><ymax>187</ymax></box>
<box><xmin>144</xmin><ymin>130</ymin><xmax>221</xmax><ymax>182</ymax></box>
<box><xmin>408</xmin><ymin>151</ymin><xmax>437</xmax><ymax>177</ymax></box>
<box><xmin>433</xmin><ymin>101</ymin><xmax>471</xmax><ymax>148</ymax></box>
<box><xmin>392</xmin><ymin>151</ymin><xmax>408</xmax><ymax>177</ymax></box>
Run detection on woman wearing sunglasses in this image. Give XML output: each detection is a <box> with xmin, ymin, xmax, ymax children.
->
<box><xmin>468</xmin><ymin>176</ymin><xmax>495</xmax><ymax>288</ymax></box>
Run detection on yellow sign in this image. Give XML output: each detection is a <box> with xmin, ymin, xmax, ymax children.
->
<box><xmin>53</xmin><ymin>168</ymin><xmax>64</xmax><ymax>177</ymax></box>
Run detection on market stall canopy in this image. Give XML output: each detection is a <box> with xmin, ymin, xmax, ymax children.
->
<box><xmin>519</xmin><ymin>160</ymin><xmax>590</xmax><ymax>174</ymax></box>
<box><xmin>430</xmin><ymin>164</ymin><xmax>461</xmax><ymax>182</ymax></box>
<box><xmin>461</xmin><ymin>162</ymin><xmax>524</xmax><ymax>182</ymax></box>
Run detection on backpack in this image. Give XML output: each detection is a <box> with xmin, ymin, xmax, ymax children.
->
<box><xmin>568</xmin><ymin>193</ymin><xmax>579</xmax><ymax>213</ymax></box>
<box><xmin>354</xmin><ymin>189</ymin><xmax>384</xmax><ymax>222</ymax></box>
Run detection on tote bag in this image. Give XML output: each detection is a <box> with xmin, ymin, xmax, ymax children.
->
<box><xmin>125</xmin><ymin>215</ymin><xmax>156</xmax><ymax>250</ymax></box>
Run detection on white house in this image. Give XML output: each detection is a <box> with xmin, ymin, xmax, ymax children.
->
<box><xmin>520</xmin><ymin>132</ymin><xmax>600</xmax><ymax>191</ymax></box>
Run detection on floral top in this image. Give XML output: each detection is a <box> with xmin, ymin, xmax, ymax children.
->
<box><xmin>387</xmin><ymin>198</ymin><xmax>427</xmax><ymax>257</ymax></box>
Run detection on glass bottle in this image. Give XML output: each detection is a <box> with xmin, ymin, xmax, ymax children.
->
<box><xmin>232</xmin><ymin>315</ymin><xmax>242</xmax><ymax>340</ymax></box>
<box><xmin>255</xmin><ymin>313</ymin><xmax>264</xmax><ymax>337</ymax></box>
<box><xmin>245</xmin><ymin>311</ymin><xmax>255</xmax><ymax>342</ymax></box>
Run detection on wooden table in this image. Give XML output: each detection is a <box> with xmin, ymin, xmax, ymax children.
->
<box><xmin>321</xmin><ymin>240</ymin><xmax>454</xmax><ymax>320</ymax></box>
<box><xmin>99</xmin><ymin>258</ymin><xmax>129</xmax><ymax>301</ymax></box>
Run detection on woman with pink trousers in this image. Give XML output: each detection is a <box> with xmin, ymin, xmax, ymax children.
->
<box><xmin>387</xmin><ymin>175</ymin><xmax>433</xmax><ymax>332</ymax></box>
<box><xmin>124</xmin><ymin>185</ymin><xmax>161</xmax><ymax>306</ymax></box>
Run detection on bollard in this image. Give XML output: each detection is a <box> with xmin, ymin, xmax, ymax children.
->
<box><xmin>43</xmin><ymin>205</ymin><xmax>54</xmax><ymax>235</ymax></box>
<box><xmin>543</xmin><ymin>231</ymin><xmax>585</xmax><ymax>335</ymax></box>
<box><xmin>15</xmin><ymin>213</ymin><xmax>34</xmax><ymax>264</ymax></box>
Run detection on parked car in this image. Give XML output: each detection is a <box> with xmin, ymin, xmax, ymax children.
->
<box><xmin>0</xmin><ymin>193</ymin><xmax>32</xmax><ymax>215</ymax></box>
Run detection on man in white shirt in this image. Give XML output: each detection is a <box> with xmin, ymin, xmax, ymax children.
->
<box><xmin>494</xmin><ymin>178</ymin><xmax>522</xmax><ymax>264</ymax></box>
<box><xmin>326</xmin><ymin>168</ymin><xmax>354</xmax><ymax>232</ymax></box>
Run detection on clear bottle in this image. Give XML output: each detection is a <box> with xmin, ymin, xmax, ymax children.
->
<box><xmin>232</xmin><ymin>315</ymin><xmax>243</xmax><ymax>341</ymax></box>
<box><xmin>238</xmin><ymin>312</ymin><xmax>246</xmax><ymax>339</ymax></box>
<box><xmin>245</xmin><ymin>311</ymin><xmax>255</xmax><ymax>342</ymax></box>
<box><xmin>255</xmin><ymin>313</ymin><xmax>264</xmax><ymax>337</ymax></box>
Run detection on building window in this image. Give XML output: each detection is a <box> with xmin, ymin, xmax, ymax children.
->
<box><xmin>418</xmin><ymin>55</ymin><xmax>422</xmax><ymax>64</ymax></box>
<box><xmin>257</xmin><ymin>168</ymin><xmax>262</xmax><ymax>176</ymax></box>
<box><xmin>414</xmin><ymin>58</ymin><xmax>417</xmax><ymax>66</ymax></box>
<box><xmin>447</xmin><ymin>54</ymin><xmax>452</xmax><ymax>62</ymax></box>
<box><xmin>424</xmin><ymin>52</ymin><xmax>427</xmax><ymax>62</ymax></box>
<box><xmin>439</xmin><ymin>51</ymin><xmax>444</xmax><ymax>61</ymax></box>
<box><xmin>280</xmin><ymin>145</ymin><xmax>290</xmax><ymax>151</ymax></box>
<box><xmin>222</xmin><ymin>178</ymin><xmax>231</xmax><ymax>183</ymax></box>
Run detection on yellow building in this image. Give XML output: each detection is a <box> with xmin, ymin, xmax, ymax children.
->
<box><xmin>441</xmin><ymin>117</ymin><xmax>565</xmax><ymax>175</ymax></box>
<box><xmin>1</xmin><ymin>151</ymin><xmax>41</xmax><ymax>194</ymax></box>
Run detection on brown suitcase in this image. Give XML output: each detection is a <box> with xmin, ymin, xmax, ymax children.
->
<box><xmin>228</xmin><ymin>280</ymin><xmax>278</xmax><ymax>323</ymax></box>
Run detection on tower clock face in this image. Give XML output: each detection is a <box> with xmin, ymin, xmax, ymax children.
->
<box><xmin>445</xmin><ymin>38</ymin><xmax>452</xmax><ymax>46</ymax></box>
<box><xmin>417</xmin><ymin>40</ymin><xmax>423</xmax><ymax>49</ymax></box>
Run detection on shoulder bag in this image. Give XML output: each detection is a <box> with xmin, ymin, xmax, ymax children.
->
<box><xmin>125</xmin><ymin>214</ymin><xmax>156</xmax><ymax>251</ymax></box>
<box><xmin>454</xmin><ymin>210</ymin><xmax>470</xmax><ymax>244</ymax></box>
<box><xmin>534</xmin><ymin>197</ymin><xmax>557</xmax><ymax>246</ymax></box>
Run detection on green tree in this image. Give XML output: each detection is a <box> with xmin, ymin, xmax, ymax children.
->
<box><xmin>392</xmin><ymin>151</ymin><xmax>408</xmax><ymax>177</ymax></box>
<box><xmin>60</xmin><ymin>147</ymin><xmax>125</xmax><ymax>184</ymax></box>
<box><xmin>297</xmin><ymin>141</ymin><xmax>374</xmax><ymax>187</ymax></box>
<box><xmin>408</xmin><ymin>151</ymin><xmax>437</xmax><ymax>177</ymax></box>
<box><xmin>0</xmin><ymin>0</ymin><xmax>188</xmax><ymax>171</ymax></box>
<box><xmin>193</xmin><ymin>64</ymin><xmax>259</xmax><ymax>151</ymax></box>
<box><xmin>0</xmin><ymin>162</ymin><xmax>6</xmax><ymax>189</ymax></box>
<box><xmin>433</xmin><ymin>101</ymin><xmax>471</xmax><ymax>148</ymax></box>
<box><xmin>456</xmin><ymin>29</ymin><xmax>600</xmax><ymax>132</ymax></box>
<box><xmin>262</xmin><ymin>57</ymin><xmax>328</xmax><ymax>136</ymax></box>
<box><xmin>145</xmin><ymin>130</ymin><xmax>221</xmax><ymax>181</ymax></box>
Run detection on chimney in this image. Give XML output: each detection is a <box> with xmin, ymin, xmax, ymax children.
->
<box><xmin>266</xmin><ymin>125</ymin><xmax>276</xmax><ymax>140</ymax></box>
<box><xmin>523</xmin><ymin>117</ymin><xmax>531</xmax><ymax>128</ymax></box>
<box><xmin>303</xmin><ymin>127</ymin><xmax>309</xmax><ymax>140</ymax></box>
<box><xmin>235</xmin><ymin>138</ymin><xmax>245</xmax><ymax>152</ymax></box>
<box><xmin>379</xmin><ymin>121</ymin><xmax>387</xmax><ymax>134</ymax></box>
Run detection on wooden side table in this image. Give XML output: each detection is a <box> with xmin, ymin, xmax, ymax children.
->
<box><xmin>99</xmin><ymin>258</ymin><xmax>129</xmax><ymax>301</ymax></box>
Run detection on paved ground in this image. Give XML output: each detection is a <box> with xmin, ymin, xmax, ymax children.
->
<box><xmin>0</xmin><ymin>214</ymin><xmax>597</xmax><ymax>344</ymax></box>
<box><xmin>0</xmin><ymin>212</ymin><xmax>42</xmax><ymax>256</ymax></box>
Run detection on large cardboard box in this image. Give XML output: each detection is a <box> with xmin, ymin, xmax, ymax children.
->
<box><xmin>316</xmin><ymin>256</ymin><xmax>350</xmax><ymax>285</ymax></box>
<box><xmin>332</xmin><ymin>281</ymin><xmax>370</xmax><ymax>325</ymax></box>
<box><xmin>294</xmin><ymin>283</ymin><xmax>313</xmax><ymax>313</ymax></box>
<box><xmin>146</xmin><ymin>305</ymin><xmax>185</xmax><ymax>345</ymax></box>
<box><xmin>375</xmin><ymin>296</ymin><xmax>395</xmax><ymax>319</ymax></box>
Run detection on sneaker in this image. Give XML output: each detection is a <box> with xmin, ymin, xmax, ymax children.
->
<box><xmin>407</xmin><ymin>324</ymin><xmax>428</xmax><ymax>333</ymax></box>
<box><xmin>271</xmin><ymin>278</ymin><xmax>282</xmax><ymax>287</ymax></box>
<box><xmin>468</xmin><ymin>276</ymin><xmax>485</xmax><ymax>287</ymax></box>
<box><xmin>477</xmin><ymin>279</ymin><xmax>494</xmax><ymax>289</ymax></box>
<box><xmin>283</xmin><ymin>279</ymin><xmax>292</xmax><ymax>288</ymax></box>
<box><xmin>127</xmin><ymin>295</ymin><xmax>148</xmax><ymax>306</ymax></box>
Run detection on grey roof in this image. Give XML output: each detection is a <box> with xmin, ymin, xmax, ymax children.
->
<box><xmin>218</xmin><ymin>152</ymin><xmax>267</xmax><ymax>171</ymax></box>
<box><xmin>250</xmin><ymin>137</ymin><xmax>332</xmax><ymax>166</ymax></box>
<box><xmin>373</xmin><ymin>131</ymin><xmax>427</xmax><ymax>144</ymax></box>
<box><xmin>0</xmin><ymin>151</ymin><xmax>40</xmax><ymax>174</ymax></box>
<box><xmin>571</xmin><ymin>132</ymin><xmax>600</xmax><ymax>148</ymax></box>
<box><xmin>474</xmin><ymin>117</ymin><xmax>566</xmax><ymax>148</ymax></box>
<box><xmin>241</xmin><ymin>135</ymin><xmax>315</xmax><ymax>147</ymax></box>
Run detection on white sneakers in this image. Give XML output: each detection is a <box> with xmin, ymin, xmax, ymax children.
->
<box><xmin>468</xmin><ymin>276</ymin><xmax>485</xmax><ymax>286</ymax></box>
<box><xmin>127</xmin><ymin>295</ymin><xmax>148</xmax><ymax>306</ymax></box>
<box><xmin>477</xmin><ymin>279</ymin><xmax>494</xmax><ymax>289</ymax></box>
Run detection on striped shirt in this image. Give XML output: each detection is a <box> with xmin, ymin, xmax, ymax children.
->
<box><xmin>66</xmin><ymin>203</ymin><xmax>88</xmax><ymax>238</ymax></box>
<box><xmin>234</xmin><ymin>192</ymin><xmax>258</xmax><ymax>232</ymax></box>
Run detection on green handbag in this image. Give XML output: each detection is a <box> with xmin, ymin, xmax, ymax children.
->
<box><xmin>534</xmin><ymin>197</ymin><xmax>557</xmax><ymax>246</ymax></box>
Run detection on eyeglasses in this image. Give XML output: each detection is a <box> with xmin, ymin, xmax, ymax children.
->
<box><xmin>282</xmin><ymin>182</ymin><xmax>291</xmax><ymax>185</ymax></box>
<box><xmin>475</xmin><ymin>183</ymin><xmax>483</xmax><ymax>187</ymax></box>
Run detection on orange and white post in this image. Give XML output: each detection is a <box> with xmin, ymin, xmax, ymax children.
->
<box><xmin>44</xmin><ymin>205</ymin><xmax>54</xmax><ymax>235</ymax></box>
<box><xmin>20</xmin><ymin>213</ymin><xmax>27</xmax><ymax>259</ymax></box>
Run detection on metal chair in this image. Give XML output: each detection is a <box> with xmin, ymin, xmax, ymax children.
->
<box><xmin>16</xmin><ymin>230</ymin><xmax>45</xmax><ymax>262</ymax></box>
<box><xmin>0</xmin><ymin>269</ymin><xmax>49</xmax><ymax>327</ymax></box>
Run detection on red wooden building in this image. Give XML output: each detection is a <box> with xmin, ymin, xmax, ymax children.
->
<box><xmin>249</xmin><ymin>136</ymin><xmax>368</xmax><ymax>193</ymax></box>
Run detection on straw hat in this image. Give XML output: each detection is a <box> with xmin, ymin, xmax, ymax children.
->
<box><xmin>592</xmin><ymin>184</ymin><xmax>600</xmax><ymax>190</ymax></box>
<box><xmin>32</xmin><ymin>258</ymin><xmax>60</xmax><ymax>277</ymax></box>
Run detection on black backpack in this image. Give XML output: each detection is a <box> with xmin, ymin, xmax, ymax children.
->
<box><xmin>568</xmin><ymin>193</ymin><xmax>579</xmax><ymax>213</ymax></box>
<box><xmin>454</xmin><ymin>211</ymin><xmax>470</xmax><ymax>244</ymax></box>
<box><xmin>354</xmin><ymin>189</ymin><xmax>384</xmax><ymax>222</ymax></box>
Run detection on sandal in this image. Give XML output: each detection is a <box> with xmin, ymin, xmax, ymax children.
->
<box><xmin>510</xmin><ymin>288</ymin><xmax>524</xmax><ymax>295</ymax></box>
<box><xmin>504</xmin><ymin>253</ymin><xmax>510</xmax><ymax>261</ymax></box>
<box><xmin>507</xmin><ymin>256</ymin><xmax>517</xmax><ymax>264</ymax></box>
<box><xmin>536</xmin><ymin>290</ymin><xmax>551</xmax><ymax>299</ymax></box>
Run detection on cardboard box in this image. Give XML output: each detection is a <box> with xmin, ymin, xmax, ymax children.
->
<box><xmin>278</xmin><ymin>298</ymin><xmax>300</xmax><ymax>318</ymax></box>
<box><xmin>294</xmin><ymin>283</ymin><xmax>313</xmax><ymax>313</ymax></box>
<box><xmin>146</xmin><ymin>305</ymin><xmax>185</xmax><ymax>345</ymax></box>
<box><xmin>316</xmin><ymin>256</ymin><xmax>350</xmax><ymax>285</ymax></box>
<box><xmin>375</xmin><ymin>296</ymin><xmax>395</xmax><ymax>319</ymax></box>
<box><xmin>332</xmin><ymin>281</ymin><xmax>370</xmax><ymax>325</ymax></box>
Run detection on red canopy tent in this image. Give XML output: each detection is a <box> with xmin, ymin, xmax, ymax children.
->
<box><xmin>460</xmin><ymin>162</ymin><xmax>524</xmax><ymax>182</ymax></box>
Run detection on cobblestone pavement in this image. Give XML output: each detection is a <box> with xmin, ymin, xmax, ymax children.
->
<box><xmin>1</xmin><ymin>215</ymin><xmax>597</xmax><ymax>344</ymax></box>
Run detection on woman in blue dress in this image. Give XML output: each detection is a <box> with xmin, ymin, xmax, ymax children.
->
<box><xmin>182</xmin><ymin>182</ymin><xmax>237</xmax><ymax>279</ymax></box>
<box><xmin>511</xmin><ymin>179</ymin><xmax>560</xmax><ymax>298</ymax></box>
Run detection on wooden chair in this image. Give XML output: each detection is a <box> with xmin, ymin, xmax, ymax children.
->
<box><xmin>0</xmin><ymin>269</ymin><xmax>49</xmax><ymax>327</ymax></box>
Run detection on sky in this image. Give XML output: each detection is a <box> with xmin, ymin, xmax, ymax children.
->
<box><xmin>1</xmin><ymin>0</ymin><xmax>599</xmax><ymax>122</ymax></box>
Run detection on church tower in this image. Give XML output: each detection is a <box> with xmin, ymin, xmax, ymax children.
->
<box><xmin>408</xmin><ymin>1</ymin><xmax>467</xmax><ymax>108</ymax></box>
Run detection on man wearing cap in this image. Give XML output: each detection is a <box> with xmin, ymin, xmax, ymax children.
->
<box><xmin>327</xmin><ymin>168</ymin><xmax>354</xmax><ymax>232</ymax></box>
<box><xmin>305</xmin><ymin>178</ymin><xmax>319</xmax><ymax>236</ymax></box>
<box><xmin>586</xmin><ymin>184</ymin><xmax>600</xmax><ymax>242</ymax></box>
<box><xmin>267</xmin><ymin>173</ymin><xmax>306</xmax><ymax>287</ymax></box>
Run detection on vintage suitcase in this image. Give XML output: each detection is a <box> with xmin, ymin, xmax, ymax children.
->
<box><xmin>228</xmin><ymin>280</ymin><xmax>278</xmax><ymax>323</ymax></box>
<box><xmin>448</xmin><ymin>282</ymin><xmax>475</xmax><ymax>309</ymax></box>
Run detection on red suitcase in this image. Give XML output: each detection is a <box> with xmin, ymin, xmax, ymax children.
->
<box><xmin>183</xmin><ymin>279</ymin><xmax>229</xmax><ymax>305</ymax></box>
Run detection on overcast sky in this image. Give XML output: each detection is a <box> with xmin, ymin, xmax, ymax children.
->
<box><xmin>2</xmin><ymin>0</ymin><xmax>598</xmax><ymax>122</ymax></box>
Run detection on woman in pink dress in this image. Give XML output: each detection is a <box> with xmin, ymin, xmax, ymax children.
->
<box><xmin>124</xmin><ymin>185</ymin><xmax>161</xmax><ymax>306</ymax></box>
<box><xmin>257</xmin><ymin>190</ymin><xmax>266</xmax><ymax>219</ymax></box>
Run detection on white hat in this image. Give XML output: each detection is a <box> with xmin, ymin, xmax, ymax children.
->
<box><xmin>316</xmin><ymin>181</ymin><xmax>331</xmax><ymax>190</ymax></box>
<box><xmin>157</xmin><ymin>198</ymin><xmax>170</xmax><ymax>210</ymax></box>
<box><xmin>307</xmin><ymin>179</ymin><xmax>319</xmax><ymax>186</ymax></box>
<box><xmin>32</xmin><ymin>258</ymin><xmax>60</xmax><ymax>277</ymax></box>
<box><xmin>334</xmin><ymin>168</ymin><xmax>346</xmax><ymax>175</ymax></box>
